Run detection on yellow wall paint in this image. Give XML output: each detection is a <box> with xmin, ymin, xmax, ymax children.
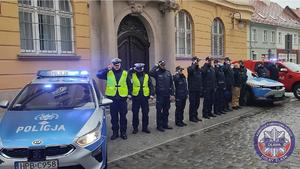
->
<box><xmin>175</xmin><ymin>0</ymin><xmax>253</xmax><ymax>67</ymax></box>
<box><xmin>0</xmin><ymin>0</ymin><xmax>91</xmax><ymax>91</ymax></box>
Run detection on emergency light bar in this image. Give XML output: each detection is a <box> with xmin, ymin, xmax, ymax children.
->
<box><xmin>37</xmin><ymin>70</ymin><xmax>89</xmax><ymax>78</ymax></box>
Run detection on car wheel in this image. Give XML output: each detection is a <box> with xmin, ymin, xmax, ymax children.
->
<box><xmin>293</xmin><ymin>84</ymin><xmax>300</xmax><ymax>100</ymax></box>
<box><xmin>245</xmin><ymin>89</ymin><xmax>254</xmax><ymax>106</ymax></box>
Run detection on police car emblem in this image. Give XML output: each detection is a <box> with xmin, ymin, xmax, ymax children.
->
<box><xmin>32</xmin><ymin>139</ymin><xmax>42</xmax><ymax>145</ymax></box>
<box><xmin>254</xmin><ymin>121</ymin><xmax>295</xmax><ymax>163</ymax></box>
<box><xmin>35</xmin><ymin>113</ymin><xmax>59</xmax><ymax>121</ymax></box>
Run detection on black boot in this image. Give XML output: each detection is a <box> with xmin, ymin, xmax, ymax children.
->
<box><xmin>120</xmin><ymin>133</ymin><xmax>127</xmax><ymax>140</ymax></box>
<box><xmin>110</xmin><ymin>133</ymin><xmax>119</xmax><ymax>140</ymax></box>
<box><xmin>132</xmin><ymin>128</ymin><xmax>138</xmax><ymax>134</ymax></box>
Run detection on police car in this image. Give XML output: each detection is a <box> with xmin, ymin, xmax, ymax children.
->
<box><xmin>0</xmin><ymin>70</ymin><xmax>111</xmax><ymax>169</ymax></box>
<box><xmin>243</xmin><ymin>69</ymin><xmax>286</xmax><ymax>105</ymax></box>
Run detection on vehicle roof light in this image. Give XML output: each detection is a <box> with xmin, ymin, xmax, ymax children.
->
<box><xmin>37</xmin><ymin>70</ymin><xmax>89</xmax><ymax>78</ymax></box>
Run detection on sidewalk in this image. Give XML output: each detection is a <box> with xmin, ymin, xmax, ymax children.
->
<box><xmin>106</xmin><ymin>99</ymin><xmax>267</xmax><ymax>163</ymax></box>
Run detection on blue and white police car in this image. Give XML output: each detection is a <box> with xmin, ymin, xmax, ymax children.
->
<box><xmin>244</xmin><ymin>69</ymin><xmax>286</xmax><ymax>105</ymax></box>
<box><xmin>0</xmin><ymin>70</ymin><xmax>111</xmax><ymax>169</ymax></box>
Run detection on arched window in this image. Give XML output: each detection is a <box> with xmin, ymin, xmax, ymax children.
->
<box><xmin>212</xmin><ymin>18</ymin><xmax>224</xmax><ymax>58</ymax></box>
<box><xmin>175</xmin><ymin>10</ymin><xmax>192</xmax><ymax>57</ymax></box>
<box><xmin>18</xmin><ymin>0</ymin><xmax>74</xmax><ymax>54</ymax></box>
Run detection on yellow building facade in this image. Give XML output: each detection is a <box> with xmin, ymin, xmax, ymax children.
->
<box><xmin>0</xmin><ymin>0</ymin><xmax>253</xmax><ymax>99</ymax></box>
<box><xmin>175</xmin><ymin>0</ymin><xmax>254</xmax><ymax>68</ymax></box>
<box><xmin>0</xmin><ymin>0</ymin><xmax>90</xmax><ymax>98</ymax></box>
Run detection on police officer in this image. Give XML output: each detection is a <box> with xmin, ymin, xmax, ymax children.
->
<box><xmin>223</xmin><ymin>57</ymin><xmax>234</xmax><ymax>112</ymax></box>
<box><xmin>232</xmin><ymin>63</ymin><xmax>242</xmax><ymax>110</ymax></box>
<box><xmin>213</xmin><ymin>59</ymin><xmax>226</xmax><ymax>115</ymax></box>
<box><xmin>97</xmin><ymin>58</ymin><xmax>131</xmax><ymax>140</ymax></box>
<box><xmin>149</xmin><ymin>60</ymin><xmax>175</xmax><ymax>132</ymax></box>
<box><xmin>239</xmin><ymin>60</ymin><xmax>248</xmax><ymax>106</ymax></box>
<box><xmin>187</xmin><ymin>56</ymin><xmax>203</xmax><ymax>122</ymax></box>
<box><xmin>130</xmin><ymin>63</ymin><xmax>154</xmax><ymax>134</ymax></box>
<box><xmin>202</xmin><ymin>56</ymin><xmax>216</xmax><ymax>119</ymax></box>
<box><xmin>173</xmin><ymin>66</ymin><xmax>188</xmax><ymax>127</ymax></box>
<box><xmin>256</xmin><ymin>63</ymin><xmax>269</xmax><ymax>78</ymax></box>
<box><xmin>266</xmin><ymin>62</ymin><xmax>279</xmax><ymax>81</ymax></box>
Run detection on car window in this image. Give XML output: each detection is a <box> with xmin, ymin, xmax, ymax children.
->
<box><xmin>92</xmin><ymin>79</ymin><xmax>102</xmax><ymax>101</ymax></box>
<box><xmin>9</xmin><ymin>83</ymin><xmax>95</xmax><ymax>111</ymax></box>
<box><xmin>282</xmin><ymin>62</ymin><xmax>300</xmax><ymax>72</ymax></box>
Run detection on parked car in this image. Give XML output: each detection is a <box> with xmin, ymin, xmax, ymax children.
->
<box><xmin>244</xmin><ymin>60</ymin><xmax>300</xmax><ymax>100</ymax></box>
<box><xmin>242</xmin><ymin>69</ymin><xmax>286</xmax><ymax>105</ymax></box>
<box><xmin>0</xmin><ymin>70</ymin><xmax>111</xmax><ymax>169</ymax></box>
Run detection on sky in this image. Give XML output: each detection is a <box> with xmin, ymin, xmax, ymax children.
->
<box><xmin>271</xmin><ymin>0</ymin><xmax>300</xmax><ymax>8</ymax></box>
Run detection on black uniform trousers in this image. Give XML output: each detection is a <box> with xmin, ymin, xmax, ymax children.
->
<box><xmin>109</xmin><ymin>97</ymin><xmax>127</xmax><ymax>134</ymax></box>
<box><xmin>203</xmin><ymin>88</ymin><xmax>215</xmax><ymax>116</ymax></box>
<box><xmin>189</xmin><ymin>91</ymin><xmax>201</xmax><ymax>120</ymax></box>
<box><xmin>132</xmin><ymin>96</ymin><xmax>149</xmax><ymax>130</ymax></box>
<box><xmin>214</xmin><ymin>88</ymin><xmax>225</xmax><ymax>113</ymax></box>
<box><xmin>175</xmin><ymin>97</ymin><xmax>187</xmax><ymax>123</ymax></box>
<box><xmin>224</xmin><ymin>85</ymin><xmax>232</xmax><ymax>109</ymax></box>
<box><xmin>156</xmin><ymin>95</ymin><xmax>170</xmax><ymax>128</ymax></box>
<box><xmin>239</xmin><ymin>83</ymin><xmax>247</xmax><ymax>106</ymax></box>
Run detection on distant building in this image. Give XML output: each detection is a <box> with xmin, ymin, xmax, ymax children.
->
<box><xmin>249</xmin><ymin>0</ymin><xmax>300</xmax><ymax>63</ymax></box>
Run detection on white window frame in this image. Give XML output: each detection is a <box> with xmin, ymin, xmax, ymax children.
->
<box><xmin>252</xmin><ymin>29</ymin><xmax>257</xmax><ymax>41</ymax></box>
<box><xmin>294</xmin><ymin>34</ymin><xmax>297</xmax><ymax>44</ymax></box>
<box><xmin>263</xmin><ymin>30</ymin><xmax>268</xmax><ymax>42</ymax></box>
<box><xmin>175</xmin><ymin>10</ymin><xmax>192</xmax><ymax>58</ymax></box>
<box><xmin>211</xmin><ymin>18</ymin><xmax>224</xmax><ymax>58</ymax></box>
<box><xmin>18</xmin><ymin>0</ymin><xmax>74</xmax><ymax>54</ymax></box>
<box><xmin>271</xmin><ymin>31</ymin><xmax>275</xmax><ymax>43</ymax></box>
<box><xmin>278</xmin><ymin>32</ymin><xmax>282</xmax><ymax>44</ymax></box>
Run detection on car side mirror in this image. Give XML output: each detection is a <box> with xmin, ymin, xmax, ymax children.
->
<box><xmin>280</xmin><ymin>68</ymin><xmax>288</xmax><ymax>72</ymax></box>
<box><xmin>0</xmin><ymin>100</ymin><xmax>9</xmax><ymax>109</ymax></box>
<box><xmin>99</xmin><ymin>98</ymin><xmax>113</xmax><ymax>107</ymax></box>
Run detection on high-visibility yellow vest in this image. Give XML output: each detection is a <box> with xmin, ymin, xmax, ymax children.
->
<box><xmin>105</xmin><ymin>70</ymin><xmax>128</xmax><ymax>97</ymax></box>
<box><xmin>132</xmin><ymin>73</ymin><xmax>150</xmax><ymax>97</ymax></box>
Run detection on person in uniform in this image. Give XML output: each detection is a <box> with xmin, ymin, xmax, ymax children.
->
<box><xmin>202</xmin><ymin>56</ymin><xmax>217</xmax><ymax>119</ymax></box>
<box><xmin>97</xmin><ymin>58</ymin><xmax>131</xmax><ymax>140</ymax></box>
<box><xmin>130</xmin><ymin>63</ymin><xmax>154</xmax><ymax>134</ymax></box>
<box><xmin>232</xmin><ymin>63</ymin><xmax>242</xmax><ymax>110</ymax></box>
<box><xmin>256</xmin><ymin>63</ymin><xmax>269</xmax><ymax>78</ymax></box>
<box><xmin>213</xmin><ymin>59</ymin><xmax>226</xmax><ymax>115</ymax></box>
<box><xmin>239</xmin><ymin>60</ymin><xmax>248</xmax><ymax>106</ymax></box>
<box><xmin>187</xmin><ymin>57</ymin><xmax>203</xmax><ymax>122</ymax></box>
<box><xmin>149</xmin><ymin>60</ymin><xmax>175</xmax><ymax>132</ymax></box>
<box><xmin>173</xmin><ymin>66</ymin><xmax>188</xmax><ymax>127</ymax></box>
<box><xmin>223</xmin><ymin>57</ymin><xmax>234</xmax><ymax>112</ymax></box>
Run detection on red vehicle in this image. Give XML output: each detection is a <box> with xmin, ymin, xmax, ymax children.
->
<box><xmin>243</xmin><ymin>60</ymin><xmax>300</xmax><ymax>99</ymax></box>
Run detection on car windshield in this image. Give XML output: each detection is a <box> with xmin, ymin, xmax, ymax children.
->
<box><xmin>247</xmin><ymin>69</ymin><xmax>256</xmax><ymax>79</ymax></box>
<box><xmin>282</xmin><ymin>62</ymin><xmax>300</xmax><ymax>72</ymax></box>
<box><xmin>9</xmin><ymin>83</ymin><xmax>95</xmax><ymax>111</ymax></box>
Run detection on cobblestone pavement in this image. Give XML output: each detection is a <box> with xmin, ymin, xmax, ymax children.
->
<box><xmin>108</xmin><ymin>100</ymin><xmax>300</xmax><ymax>169</ymax></box>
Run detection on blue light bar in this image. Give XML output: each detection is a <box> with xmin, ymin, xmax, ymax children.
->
<box><xmin>37</xmin><ymin>70</ymin><xmax>89</xmax><ymax>78</ymax></box>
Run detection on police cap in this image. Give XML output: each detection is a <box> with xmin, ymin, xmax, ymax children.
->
<box><xmin>111</xmin><ymin>58</ymin><xmax>122</xmax><ymax>65</ymax></box>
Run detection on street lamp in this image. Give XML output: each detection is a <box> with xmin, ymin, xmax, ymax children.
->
<box><xmin>231</xmin><ymin>11</ymin><xmax>244</xmax><ymax>29</ymax></box>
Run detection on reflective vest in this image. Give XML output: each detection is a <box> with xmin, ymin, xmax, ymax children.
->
<box><xmin>132</xmin><ymin>73</ymin><xmax>150</xmax><ymax>97</ymax></box>
<box><xmin>105</xmin><ymin>70</ymin><xmax>128</xmax><ymax>97</ymax></box>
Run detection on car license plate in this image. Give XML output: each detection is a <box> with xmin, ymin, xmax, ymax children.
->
<box><xmin>275</xmin><ymin>93</ymin><xmax>283</xmax><ymax>98</ymax></box>
<box><xmin>15</xmin><ymin>160</ymin><xmax>58</xmax><ymax>169</ymax></box>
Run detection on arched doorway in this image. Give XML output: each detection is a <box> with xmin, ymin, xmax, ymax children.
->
<box><xmin>118</xmin><ymin>15</ymin><xmax>150</xmax><ymax>71</ymax></box>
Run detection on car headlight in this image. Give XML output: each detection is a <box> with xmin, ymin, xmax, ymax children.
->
<box><xmin>247</xmin><ymin>82</ymin><xmax>263</xmax><ymax>88</ymax></box>
<box><xmin>76</xmin><ymin>124</ymin><xmax>101</xmax><ymax>147</ymax></box>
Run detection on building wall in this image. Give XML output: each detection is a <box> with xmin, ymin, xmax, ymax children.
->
<box><xmin>0</xmin><ymin>0</ymin><xmax>91</xmax><ymax>98</ymax></box>
<box><xmin>249</xmin><ymin>23</ymin><xmax>277</xmax><ymax>60</ymax></box>
<box><xmin>175</xmin><ymin>0</ymin><xmax>253</xmax><ymax>68</ymax></box>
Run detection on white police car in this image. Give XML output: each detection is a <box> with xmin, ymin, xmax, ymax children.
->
<box><xmin>243</xmin><ymin>69</ymin><xmax>286</xmax><ymax>105</ymax></box>
<box><xmin>0</xmin><ymin>70</ymin><xmax>111</xmax><ymax>169</ymax></box>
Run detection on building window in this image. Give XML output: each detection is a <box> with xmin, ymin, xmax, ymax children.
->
<box><xmin>18</xmin><ymin>0</ymin><xmax>74</xmax><ymax>54</ymax></box>
<box><xmin>294</xmin><ymin>34</ymin><xmax>297</xmax><ymax>44</ymax></box>
<box><xmin>271</xmin><ymin>31</ymin><xmax>275</xmax><ymax>43</ymax></box>
<box><xmin>212</xmin><ymin>18</ymin><xmax>224</xmax><ymax>58</ymax></box>
<box><xmin>278</xmin><ymin>32</ymin><xmax>282</xmax><ymax>44</ymax></box>
<box><xmin>252</xmin><ymin>29</ymin><xmax>257</xmax><ymax>41</ymax></box>
<box><xmin>263</xmin><ymin>30</ymin><xmax>268</xmax><ymax>42</ymax></box>
<box><xmin>175</xmin><ymin>10</ymin><xmax>192</xmax><ymax>57</ymax></box>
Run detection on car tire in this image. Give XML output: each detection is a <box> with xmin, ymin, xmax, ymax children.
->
<box><xmin>293</xmin><ymin>84</ymin><xmax>300</xmax><ymax>100</ymax></box>
<box><xmin>245</xmin><ymin>89</ymin><xmax>254</xmax><ymax>106</ymax></box>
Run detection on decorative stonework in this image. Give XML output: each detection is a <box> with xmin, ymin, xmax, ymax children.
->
<box><xmin>159</xmin><ymin>0</ymin><xmax>179</xmax><ymax>14</ymax></box>
<box><xmin>128</xmin><ymin>0</ymin><xmax>144</xmax><ymax>14</ymax></box>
